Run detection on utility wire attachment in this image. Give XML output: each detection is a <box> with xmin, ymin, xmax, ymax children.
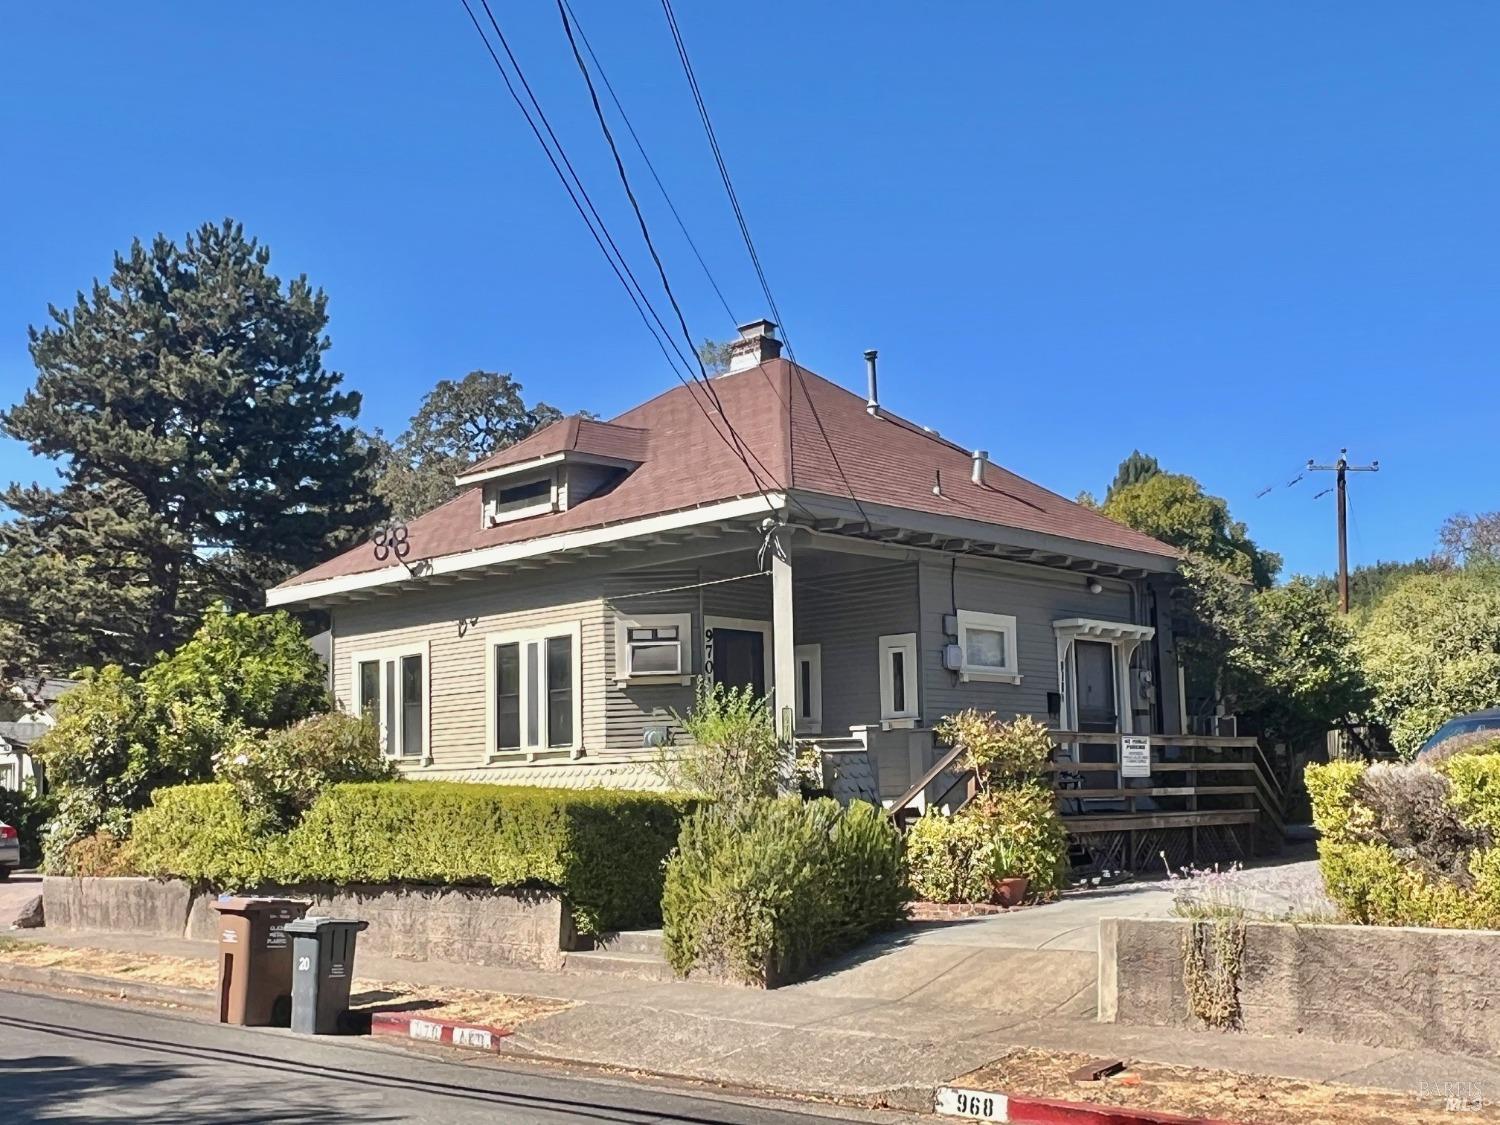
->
<box><xmin>1307</xmin><ymin>448</ymin><xmax>1380</xmax><ymax>614</ymax></box>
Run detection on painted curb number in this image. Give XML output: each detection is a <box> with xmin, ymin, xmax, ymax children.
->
<box><xmin>936</xmin><ymin>1087</ymin><xmax>1009</xmax><ymax>1121</ymax></box>
<box><xmin>408</xmin><ymin>1019</ymin><xmax>445</xmax><ymax>1042</ymax></box>
<box><xmin>452</xmin><ymin>1026</ymin><xmax>493</xmax><ymax>1049</ymax></box>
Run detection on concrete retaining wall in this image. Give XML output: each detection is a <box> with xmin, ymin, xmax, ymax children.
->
<box><xmin>45</xmin><ymin>876</ymin><xmax>577</xmax><ymax>971</ymax></box>
<box><xmin>1100</xmin><ymin>916</ymin><xmax>1500</xmax><ymax>1055</ymax></box>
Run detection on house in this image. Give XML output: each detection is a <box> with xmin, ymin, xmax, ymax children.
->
<box><xmin>270</xmin><ymin>322</ymin><xmax>1271</xmax><ymax>866</ymax></box>
<box><xmin>0</xmin><ymin>675</ymin><xmax>78</xmax><ymax>793</ymax></box>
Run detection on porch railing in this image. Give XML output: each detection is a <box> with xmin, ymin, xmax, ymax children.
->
<box><xmin>882</xmin><ymin>731</ymin><xmax>1285</xmax><ymax>858</ymax></box>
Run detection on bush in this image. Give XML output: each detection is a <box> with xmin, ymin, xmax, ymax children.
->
<box><xmin>970</xmin><ymin>782</ymin><xmax>1070</xmax><ymax>894</ymax></box>
<box><xmin>52</xmin><ymin>830</ymin><xmax>140</xmax><ymax>877</ymax></box>
<box><xmin>903</xmin><ymin>809</ymin><xmax>994</xmax><ymax>904</ymax></box>
<box><xmin>1308</xmin><ymin>757</ymin><xmax>1500</xmax><ymax>928</ymax></box>
<box><xmin>132</xmin><ymin>783</ymin><xmax>282</xmax><ymax>887</ymax></box>
<box><xmin>934</xmin><ymin>711</ymin><xmax>1054</xmax><ymax>789</ymax></box>
<box><xmin>660</xmin><ymin>678</ymin><xmax>784</xmax><ymax>808</ymax></box>
<box><xmin>0</xmin><ymin>786</ymin><xmax>54</xmax><ymax>868</ymax></box>
<box><xmin>133</xmin><ymin>780</ymin><xmax>695</xmax><ymax>935</ymax></box>
<box><xmin>662</xmin><ymin>797</ymin><xmax>904</xmax><ymax>985</ymax></box>
<box><xmin>216</xmin><ymin>713</ymin><xmax>394</xmax><ymax>832</ymax></box>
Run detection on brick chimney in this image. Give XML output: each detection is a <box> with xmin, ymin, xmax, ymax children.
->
<box><xmin>726</xmin><ymin>319</ymin><xmax>783</xmax><ymax>373</ymax></box>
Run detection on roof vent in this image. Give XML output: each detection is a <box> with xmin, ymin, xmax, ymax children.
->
<box><xmin>971</xmin><ymin>450</ymin><xmax>988</xmax><ymax>485</ymax></box>
<box><xmin>865</xmin><ymin>349</ymin><xmax>879</xmax><ymax>414</ymax></box>
<box><xmin>727</xmin><ymin>319</ymin><xmax>782</xmax><ymax>372</ymax></box>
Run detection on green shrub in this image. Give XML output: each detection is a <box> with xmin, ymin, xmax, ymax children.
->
<box><xmin>934</xmin><ymin>711</ymin><xmax>1054</xmax><ymax>789</ymax></box>
<box><xmin>662</xmin><ymin>797</ymin><xmax>905</xmax><ymax>985</ymax></box>
<box><xmin>1441</xmin><ymin>752</ymin><xmax>1500</xmax><ymax>838</ymax></box>
<box><xmin>133</xmin><ymin>780</ymin><xmax>694</xmax><ymax>935</ymax></box>
<box><xmin>661</xmin><ymin>678</ymin><xmax>784</xmax><ymax>808</ymax></box>
<box><xmin>0</xmin><ymin>786</ymin><xmax>54</xmax><ymax>868</ymax></box>
<box><xmin>1305</xmin><ymin>760</ymin><xmax>1369</xmax><ymax>844</ymax></box>
<box><xmin>53</xmin><ymin>830</ymin><xmax>140</xmax><ymax>877</ymax></box>
<box><xmin>970</xmin><ymin>782</ymin><xmax>1070</xmax><ymax>894</ymax></box>
<box><xmin>216</xmin><ymin>713</ymin><xmax>394</xmax><ymax>832</ymax></box>
<box><xmin>903</xmin><ymin>809</ymin><xmax>993</xmax><ymax>904</ymax></box>
<box><xmin>132</xmin><ymin>782</ymin><xmax>284</xmax><ymax>887</ymax></box>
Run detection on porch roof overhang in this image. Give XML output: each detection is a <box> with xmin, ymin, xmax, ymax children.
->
<box><xmin>786</xmin><ymin>492</ymin><xmax>1179</xmax><ymax>579</ymax></box>
<box><xmin>1052</xmin><ymin>617</ymin><xmax>1157</xmax><ymax>643</ymax></box>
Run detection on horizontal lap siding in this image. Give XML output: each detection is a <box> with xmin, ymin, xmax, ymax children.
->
<box><xmin>333</xmin><ymin>574</ymin><xmax>608</xmax><ymax>771</ymax></box>
<box><xmin>919</xmin><ymin>558</ymin><xmax>1137</xmax><ymax>725</ymax></box>
<box><xmin>602</xmin><ymin>569</ymin><xmax>700</xmax><ymax>750</ymax></box>
<box><xmin>794</xmin><ymin>560</ymin><xmax>918</xmax><ymax>735</ymax></box>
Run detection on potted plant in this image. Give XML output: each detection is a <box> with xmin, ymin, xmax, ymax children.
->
<box><xmin>984</xmin><ymin>837</ymin><xmax>1030</xmax><ymax>907</ymax></box>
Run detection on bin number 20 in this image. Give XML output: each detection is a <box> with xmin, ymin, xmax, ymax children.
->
<box><xmin>297</xmin><ymin>956</ymin><xmax>311</xmax><ymax>971</ymax></box>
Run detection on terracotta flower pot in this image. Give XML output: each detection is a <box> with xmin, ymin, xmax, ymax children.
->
<box><xmin>989</xmin><ymin>875</ymin><xmax>1030</xmax><ymax>908</ymax></box>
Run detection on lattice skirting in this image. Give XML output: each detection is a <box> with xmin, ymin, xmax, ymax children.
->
<box><xmin>1068</xmin><ymin>822</ymin><xmax>1255</xmax><ymax>878</ymax></box>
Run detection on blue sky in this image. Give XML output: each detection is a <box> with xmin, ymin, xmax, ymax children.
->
<box><xmin>2</xmin><ymin>2</ymin><xmax>1496</xmax><ymax>577</ymax></box>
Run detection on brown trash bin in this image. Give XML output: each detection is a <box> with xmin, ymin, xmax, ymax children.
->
<box><xmin>212</xmin><ymin>896</ymin><xmax>309</xmax><ymax>1026</ymax></box>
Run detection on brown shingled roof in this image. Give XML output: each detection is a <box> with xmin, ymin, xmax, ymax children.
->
<box><xmin>460</xmin><ymin>416</ymin><xmax>650</xmax><ymax>478</ymax></box>
<box><xmin>276</xmin><ymin>359</ymin><xmax>1172</xmax><ymax>590</ymax></box>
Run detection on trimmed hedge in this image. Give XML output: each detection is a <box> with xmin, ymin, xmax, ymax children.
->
<box><xmin>662</xmin><ymin>797</ymin><xmax>905</xmax><ymax>986</ymax></box>
<box><xmin>133</xmin><ymin>780</ymin><xmax>696</xmax><ymax>935</ymax></box>
<box><xmin>1308</xmin><ymin>748</ymin><xmax>1500</xmax><ymax>929</ymax></box>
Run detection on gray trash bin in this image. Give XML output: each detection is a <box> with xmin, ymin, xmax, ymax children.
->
<box><xmin>285</xmin><ymin>916</ymin><xmax>369</xmax><ymax>1035</ymax></box>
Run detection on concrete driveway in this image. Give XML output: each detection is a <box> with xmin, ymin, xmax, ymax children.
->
<box><xmin>0</xmin><ymin>871</ymin><xmax>42</xmax><ymax>926</ymax></box>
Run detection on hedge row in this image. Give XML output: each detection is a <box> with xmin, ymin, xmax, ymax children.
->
<box><xmin>1308</xmin><ymin>743</ymin><xmax>1500</xmax><ymax>929</ymax></box>
<box><xmin>661</xmin><ymin>797</ymin><xmax>905</xmax><ymax>985</ymax></box>
<box><xmin>133</xmin><ymin>781</ymin><xmax>696</xmax><ymax>935</ymax></box>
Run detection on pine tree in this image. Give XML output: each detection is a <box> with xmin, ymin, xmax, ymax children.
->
<box><xmin>1105</xmin><ymin>449</ymin><xmax>1162</xmax><ymax>501</ymax></box>
<box><xmin>0</xmin><ymin>219</ymin><xmax>385</xmax><ymax>668</ymax></box>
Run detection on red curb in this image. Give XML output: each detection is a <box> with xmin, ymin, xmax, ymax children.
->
<box><xmin>939</xmin><ymin>1086</ymin><xmax>1245</xmax><ymax>1125</ymax></box>
<box><xmin>368</xmin><ymin>1011</ymin><xmax>514</xmax><ymax>1053</ymax></box>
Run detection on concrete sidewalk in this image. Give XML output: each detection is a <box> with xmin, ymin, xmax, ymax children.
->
<box><xmin>10</xmin><ymin>910</ymin><xmax>1500</xmax><ymax>1112</ymax></box>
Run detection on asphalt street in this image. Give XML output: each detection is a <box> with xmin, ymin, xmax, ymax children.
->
<box><xmin>0</xmin><ymin>988</ymin><xmax>891</xmax><ymax>1124</ymax></box>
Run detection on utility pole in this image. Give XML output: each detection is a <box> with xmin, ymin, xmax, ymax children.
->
<box><xmin>1308</xmin><ymin>449</ymin><xmax>1379</xmax><ymax>614</ymax></box>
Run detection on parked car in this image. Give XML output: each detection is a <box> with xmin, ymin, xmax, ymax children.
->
<box><xmin>1416</xmin><ymin>709</ymin><xmax>1500</xmax><ymax>760</ymax></box>
<box><xmin>0</xmin><ymin>820</ymin><xmax>19</xmax><ymax>880</ymax></box>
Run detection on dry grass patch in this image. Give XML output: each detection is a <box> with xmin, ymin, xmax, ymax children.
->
<box><xmin>959</xmin><ymin>1048</ymin><xmax>1495</xmax><ymax>1125</ymax></box>
<box><xmin>0</xmin><ymin>937</ymin><xmax>569</xmax><ymax>1030</ymax></box>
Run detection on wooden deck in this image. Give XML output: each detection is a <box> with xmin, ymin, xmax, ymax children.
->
<box><xmin>884</xmin><ymin>729</ymin><xmax>1285</xmax><ymax>871</ymax></box>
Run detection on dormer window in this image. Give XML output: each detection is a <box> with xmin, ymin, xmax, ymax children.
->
<box><xmin>483</xmin><ymin>472</ymin><xmax>558</xmax><ymax>527</ymax></box>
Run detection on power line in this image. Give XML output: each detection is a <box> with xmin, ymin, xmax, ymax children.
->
<box><xmin>560</xmin><ymin>0</ymin><xmax>735</xmax><ymax>324</ymax></box>
<box><xmin>659</xmin><ymin>0</ymin><xmax>872</xmax><ymax>532</ymax></box>
<box><xmin>455</xmin><ymin>0</ymin><xmax>784</xmax><ymax>509</ymax></box>
<box><xmin>555</xmin><ymin>0</ymin><xmax>795</xmax><ymax>514</ymax></box>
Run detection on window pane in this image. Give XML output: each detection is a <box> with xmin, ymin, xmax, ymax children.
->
<box><xmin>547</xmin><ymin>635</ymin><xmax>573</xmax><ymax>747</ymax></box>
<box><xmin>799</xmin><ymin>659</ymin><xmax>813</xmax><ymax>719</ymax></box>
<box><xmin>495</xmin><ymin>643</ymin><xmax>520</xmax><ymax>749</ymax></box>
<box><xmin>630</xmin><ymin>640</ymin><xmax>680</xmax><ymax>675</ymax></box>
<box><xmin>383</xmin><ymin>659</ymin><xmax>396</xmax><ymax>755</ymax></box>
<box><xmin>965</xmin><ymin>627</ymin><xmax>1007</xmax><ymax>669</ymax></box>
<box><xmin>891</xmin><ymin>650</ymin><xmax>906</xmax><ymax>713</ymax></box>
<box><xmin>526</xmin><ymin>642</ymin><xmax>540</xmax><ymax>748</ymax></box>
<box><xmin>358</xmin><ymin>661</ymin><xmax>380</xmax><ymax>719</ymax></box>
<box><xmin>400</xmin><ymin>654</ymin><xmax>424</xmax><ymax>758</ymax></box>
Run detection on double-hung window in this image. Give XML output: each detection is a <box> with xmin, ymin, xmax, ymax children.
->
<box><xmin>879</xmin><ymin>632</ymin><xmax>919</xmax><ymax>724</ymax></box>
<box><xmin>613</xmin><ymin>612</ymin><xmax>691</xmax><ymax>682</ymax></box>
<box><xmin>794</xmin><ymin>643</ymin><xmax>822</xmax><ymax>735</ymax></box>
<box><xmin>956</xmin><ymin>610</ymin><xmax>1020</xmax><ymax>682</ymax></box>
<box><xmin>351</xmin><ymin>643</ymin><xmax>429</xmax><ymax>760</ymax></box>
<box><xmin>487</xmin><ymin>622</ymin><xmax>582</xmax><ymax>756</ymax></box>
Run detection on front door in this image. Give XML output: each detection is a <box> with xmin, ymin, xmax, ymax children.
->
<box><xmin>710</xmin><ymin>628</ymin><xmax>766</xmax><ymax>699</ymax></box>
<box><xmin>1074</xmin><ymin>640</ymin><xmax>1119</xmax><ymax>733</ymax></box>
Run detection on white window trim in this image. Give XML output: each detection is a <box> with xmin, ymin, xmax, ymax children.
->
<box><xmin>348</xmin><ymin>641</ymin><xmax>431</xmax><ymax>764</ymax></box>
<box><xmin>484</xmin><ymin>621</ymin><xmax>583</xmax><ymax>760</ymax></box>
<box><xmin>613</xmin><ymin>611</ymin><xmax>692</xmax><ymax>686</ymax></box>
<box><xmin>703</xmin><ymin>616</ymin><xmax>774</xmax><ymax>698</ymax></box>
<box><xmin>878</xmin><ymin>632</ymin><xmax>919</xmax><ymax>727</ymax></box>
<box><xmin>956</xmin><ymin>609</ymin><xmax>1022</xmax><ymax>684</ymax></box>
<box><xmin>794</xmin><ymin>643</ymin><xmax>822</xmax><ymax>736</ymax></box>
<box><xmin>482</xmin><ymin>471</ymin><xmax>560</xmax><ymax>528</ymax></box>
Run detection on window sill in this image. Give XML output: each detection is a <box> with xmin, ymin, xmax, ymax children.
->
<box><xmin>487</xmin><ymin>747</ymin><xmax>584</xmax><ymax>764</ymax></box>
<box><xmin>615</xmin><ymin>675</ymin><xmax>692</xmax><ymax>688</ymax></box>
<box><xmin>880</xmin><ymin>717</ymin><xmax>919</xmax><ymax>731</ymax></box>
<box><xmin>960</xmin><ymin>670</ymin><xmax>1023</xmax><ymax>685</ymax></box>
<box><xmin>795</xmin><ymin>725</ymin><xmax>823</xmax><ymax>738</ymax></box>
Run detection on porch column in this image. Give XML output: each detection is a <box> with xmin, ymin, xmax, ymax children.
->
<box><xmin>771</xmin><ymin>525</ymin><xmax>797</xmax><ymax>750</ymax></box>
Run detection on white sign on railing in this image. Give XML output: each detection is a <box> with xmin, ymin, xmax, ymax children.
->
<box><xmin>1121</xmin><ymin>734</ymin><xmax>1152</xmax><ymax>778</ymax></box>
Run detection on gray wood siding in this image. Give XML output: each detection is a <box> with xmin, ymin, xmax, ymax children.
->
<box><xmin>793</xmin><ymin>559</ymin><xmax>919</xmax><ymax>735</ymax></box>
<box><xmin>602</xmin><ymin>569</ymin><xmax>700</xmax><ymax>750</ymax></box>
<box><xmin>918</xmin><ymin>557</ymin><xmax>1138</xmax><ymax>725</ymax></box>
<box><xmin>332</xmin><ymin>572</ymin><xmax>609</xmax><ymax>771</ymax></box>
